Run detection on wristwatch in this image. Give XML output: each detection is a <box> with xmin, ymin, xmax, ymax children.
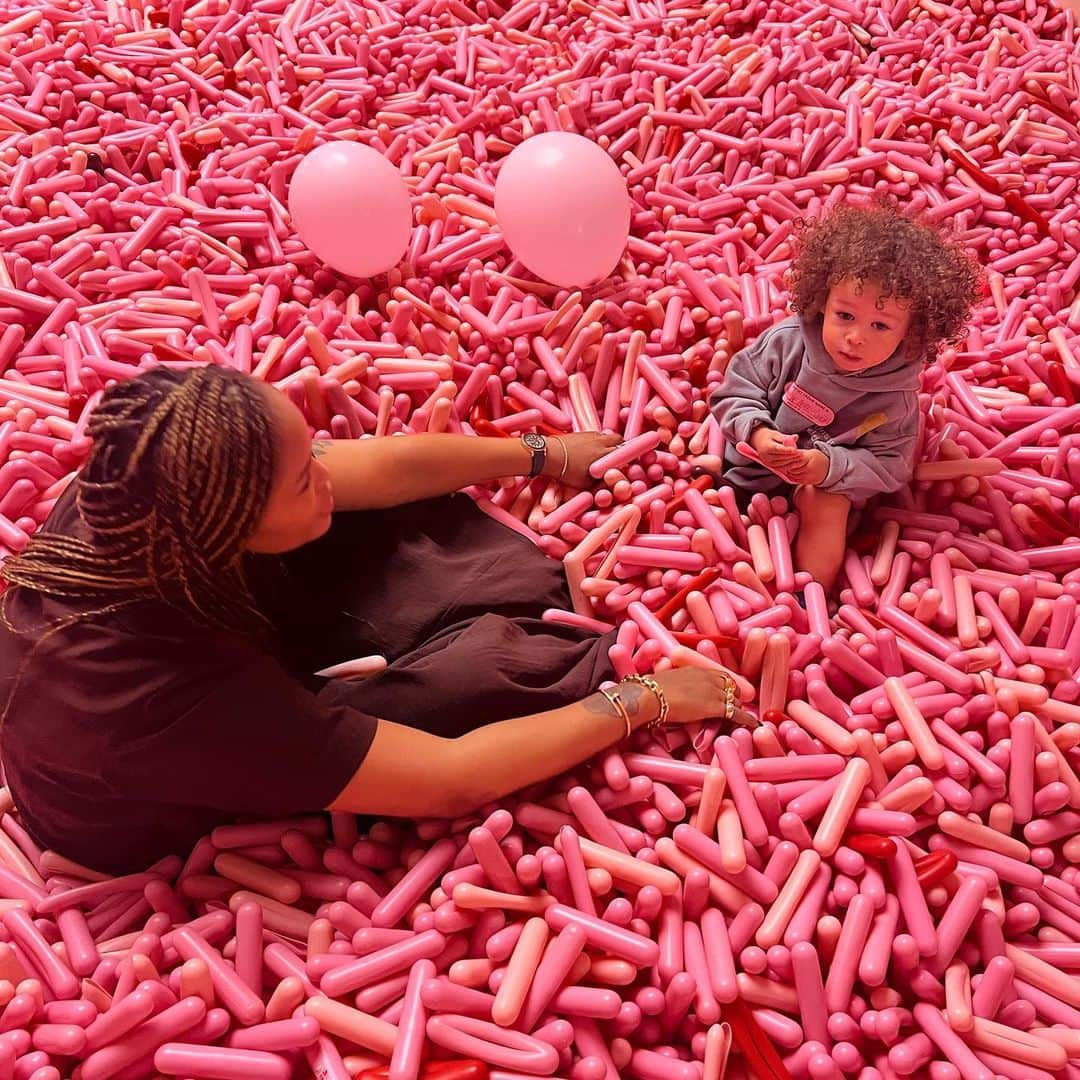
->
<box><xmin>522</xmin><ymin>433</ymin><xmax>548</xmax><ymax>477</ymax></box>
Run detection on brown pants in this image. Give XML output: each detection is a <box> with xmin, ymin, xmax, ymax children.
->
<box><xmin>247</xmin><ymin>494</ymin><xmax>616</xmax><ymax>739</ymax></box>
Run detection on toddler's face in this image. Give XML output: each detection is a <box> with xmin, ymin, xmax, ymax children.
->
<box><xmin>821</xmin><ymin>278</ymin><xmax>912</xmax><ymax>374</ymax></box>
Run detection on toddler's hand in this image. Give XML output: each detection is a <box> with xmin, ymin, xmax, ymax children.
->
<box><xmin>750</xmin><ymin>427</ymin><xmax>801</xmax><ymax>468</ymax></box>
<box><xmin>787</xmin><ymin>448</ymin><xmax>829</xmax><ymax>486</ymax></box>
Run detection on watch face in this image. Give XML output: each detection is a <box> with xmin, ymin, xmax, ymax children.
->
<box><xmin>522</xmin><ymin>433</ymin><xmax>546</xmax><ymax>450</ymax></box>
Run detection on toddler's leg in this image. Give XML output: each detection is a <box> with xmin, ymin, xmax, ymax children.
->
<box><xmin>793</xmin><ymin>486</ymin><xmax>851</xmax><ymax>592</ymax></box>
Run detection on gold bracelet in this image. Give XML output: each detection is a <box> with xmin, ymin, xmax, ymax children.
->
<box><xmin>621</xmin><ymin>673</ymin><xmax>668</xmax><ymax>730</ymax></box>
<box><xmin>556</xmin><ymin>437</ymin><xmax>568</xmax><ymax>480</ymax></box>
<box><xmin>599</xmin><ymin>687</ymin><xmax>632</xmax><ymax>739</ymax></box>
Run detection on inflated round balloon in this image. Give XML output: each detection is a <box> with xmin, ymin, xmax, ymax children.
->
<box><xmin>288</xmin><ymin>142</ymin><xmax>411</xmax><ymax>278</ymax></box>
<box><xmin>494</xmin><ymin>132</ymin><xmax>631</xmax><ymax>289</ymax></box>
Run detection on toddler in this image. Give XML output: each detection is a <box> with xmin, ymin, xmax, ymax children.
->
<box><xmin>711</xmin><ymin>201</ymin><xmax>982</xmax><ymax>590</ymax></box>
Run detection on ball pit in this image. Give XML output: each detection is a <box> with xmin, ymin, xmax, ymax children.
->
<box><xmin>0</xmin><ymin>0</ymin><xmax>1079</xmax><ymax>1076</ymax></box>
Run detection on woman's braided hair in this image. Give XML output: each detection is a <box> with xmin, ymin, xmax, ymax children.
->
<box><xmin>0</xmin><ymin>365</ymin><xmax>277</xmax><ymax>640</ymax></box>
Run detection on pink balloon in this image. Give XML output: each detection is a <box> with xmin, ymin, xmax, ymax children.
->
<box><xmin>495</xmin><ymin>133</ymin><xmax>630</xmax><ymax>288</ymax></box>
<box><xmin>288</xmin><ymin>142</ymin><xmax>411</xmax><ymax>277</ymax></box>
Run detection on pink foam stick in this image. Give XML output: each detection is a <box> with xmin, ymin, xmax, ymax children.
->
<box><xmin>370</xmin><ymin>839</ymin><xmax>458</xmax><ymax>929</ymax></box>
<box><xmin>170</xmin><ymin>928</ymin><xmax>265</xmax><ymax>1027</ymax></box>
<box><xmin>566</xmin><ymin>835</ymin><xmax>679</xmax><ymax>895</ymax></box>
<box><xmin>735</xmin><ymin>440</ymin><xmax>801</xmax><ymax>483</ymax></box>
<box><xmin>80</xmin><ymin>997</ymin><xmax>208</xmax><ymax>1080</ymax></box>
<box><xmin>1008</xmin><ymin>713</ymin><xmax>1036</xmax><ymax>825</ymax></box>
<box><xmin>545</xmin><ymin>904</ymin><xmax>659</xmax><ymax>967</ymax></box>
<box><xmin>517</xmin><ymin>923</ymin><xmax>587</xmax><ymax>1032</ymax></box>
<box><xmin>320</xmin><ymin>929</ymin><xmax>446</xmax><ymax>998</ymax></box>
<box><xmin>699</xmin><ymin>907</ymin><xmax>738</xmax><ymax>1005</ymax></box>
<box><xmin>884</xmin><ymin>677</ymin><xmax>944</xmax><ymax>772</ymax></box>
<box><xmin>790</xmin><ymin>941</ymin><xmax>830</xmax><ymax>1044</ymax></box>
<box><xmin>388</xmin><ymin>958</ymin><xmax>433</xmax><ymax>1080</ymax></box>
<box><xmin>154</xmin><ymin>1044</ymin><xmax>292</xmax><ymax>1080</ymax></box>
<box><xmin>756</xmin><ymin>849</ymin><xmax>821</xmax><ymax>950</ymax></box>
<box><xmin>225</xmin><ymin>1018</ymin><xmax>321</xmax><ymax>1053</ymax></box>
<box><xmin>303</xmin><ymin>997</ymin><xmax>397</xmax><ymax>1057</ymax></box>
<box><xmin>491</xmin><ymin>917</ymin><xmax>548</xmax><ymax>1028</ymax></box>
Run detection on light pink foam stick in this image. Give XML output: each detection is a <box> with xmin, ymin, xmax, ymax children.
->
<box><xmin>517</xmin><ymin>923</ymin><xmax>587</xmax><ymax>1032</ymax></box>
<box><xmin>1009</xmin><ymin>713</ymin><xmax>1036</xmax><ymax>825</ymax></box>
<box><xmin>563</xmin><ymin>503</ymin><xmax>642</xmax><ymax>615</ymax></box>
<box><xmin>492</xmin><ymin>918</ymin><xmax>548</xmax><ymax>1028</ymax></box>
<box><xmin>303</xmin><ymin>997</ymin><xmax>398</xmax><ymax>1057</ymax></box>
<box><xmin>786</xmin><ymin>700</ymin><xmax>857</xmax><ymax>755</ymax></box>
<box><xmin>813</xmin><ymin>758</ymin><xmax>871</xmax><ymax>859</ymax></box>
<box><xmin>567</xmin><ymin>835</ymin><xmax>679</xmax><ymax>895</ymax></box>
<box><xmin>944</xmin><ymin>961</ymin><xmax>974</xmax><ymax>1033</ymax></box>
<box><xmin>755</xmin><ymin>849</ymin><xmax>821</xmax><ymax>950</ymax></box>
<box><xmin>884</xmin><ymin>677</ymin><xmax>944</xmax><ymax>771</ymax></box>
<box><xmin>588</xmin><ymin>432</ymin><xmax>662</xmax><ymax>478</ymax></box>
<box><xmin>545</xmin><ymin>904</ymin><xmax>659</xmax><ymax>967</ymax></box>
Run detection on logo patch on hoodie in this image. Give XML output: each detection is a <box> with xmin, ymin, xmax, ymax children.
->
<box><xmin>784</xmin><ymin>383</ymin><xmax>835</xmax><ymax>426</ymax></box>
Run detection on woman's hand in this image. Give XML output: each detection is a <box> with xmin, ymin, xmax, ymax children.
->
<box><xmin>651</xmin><ymin>668</ymin><xmax>755</xmax><ymax>727</ymax></box>
<box><xmin>544</xmin><ymin>432</ymin><xmax>622</xmax><ymax>488</ymax></box>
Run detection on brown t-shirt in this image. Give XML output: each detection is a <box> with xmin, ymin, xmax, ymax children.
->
<box><xmin>0</xmin><ymin>492</ymin><xmax>378</xmax><ymax>875</ymax></box>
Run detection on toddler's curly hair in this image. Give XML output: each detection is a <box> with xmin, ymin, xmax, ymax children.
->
<box><xmin>787</xmin><ymin>199</ymin><xmax>983</xmax><ymax>362</ymax></box>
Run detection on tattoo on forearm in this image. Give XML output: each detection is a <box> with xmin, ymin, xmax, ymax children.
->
<box><xmin>311</xmin><ymin>440</ymin><xmax>329</xmax><ymax>458</ymax></box>
<box><xmin>584</xmin><ymin>684</ymin><xmax>646</xmax><ymax>717</ymax></box>
<box><xmin>585</xmin><ymin>693</ymin><xmax>612</xmax><ymax>716</ymax></box>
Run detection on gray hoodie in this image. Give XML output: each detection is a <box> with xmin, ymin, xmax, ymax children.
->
<box><xmin>709</xmin><ymin>316</ymin><xmax>921</xmax><ymax>504</ymax></box>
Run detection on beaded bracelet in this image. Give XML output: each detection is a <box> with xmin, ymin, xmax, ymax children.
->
<box><xmin>621</xmin><ymin>673</ymin><xmax>668</xmax><ymax>731</ymax></box>
<box><xmin>598</xmin><ymin>687</ymin><xmax>632</xmax><ymax>739</ymax></box>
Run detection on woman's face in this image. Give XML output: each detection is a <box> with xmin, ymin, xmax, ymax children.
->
<box><xmin>245</xmin><ymin>385</ymin><xmax>334</xmax><ymax>554</ymax></box>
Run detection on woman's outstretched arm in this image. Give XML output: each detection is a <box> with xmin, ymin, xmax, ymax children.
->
<box><xmin>327</xmin><ymin>667</ymin><xmax>737</xmax><ymax>819</ymax></box>
<box><xmin>313</xmin><ymin>431</ymin><xmax>618</xmax><ymax>510</ymax></box>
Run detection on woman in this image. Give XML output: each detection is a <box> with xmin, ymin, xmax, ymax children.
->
<box><xmin>0</xmin><ymin>366</ymin><xmax>739</xmax><ymax>874</ymax></box>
